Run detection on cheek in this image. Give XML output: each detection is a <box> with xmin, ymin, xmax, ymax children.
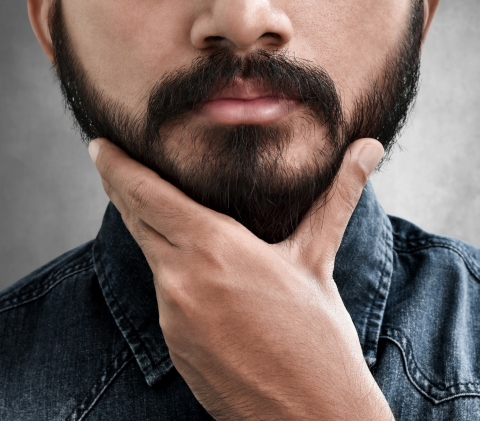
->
<box><xmin>63</xmin><ymin>0</ymin><xmax>196</xmax><ymax>110</ymax></box>
<box><xmin>62</xmin><ymin>0</ymin><xmax>412</xmax><ymax>121</ymax></box>
<box><xmin>286</xmin><ymin>0</ymin><xmax>411</xmax><ymax>111</ymax></box>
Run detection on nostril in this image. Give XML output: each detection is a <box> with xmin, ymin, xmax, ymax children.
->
<box><xmin>204</xmin><ymin>36</ymin><xmax>226</xmax><ymax>43</ymax></box>
<box><xmin>259</xmin><ymin>32</ymin><xmax>281</xmax><ymax>40</ymax></box>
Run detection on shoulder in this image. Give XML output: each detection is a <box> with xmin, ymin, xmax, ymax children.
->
<box><xmin>0</xmin><ymin>240</ymin><xmax>96</xmax><ymax>314</ymax></box>
<box><xmin>0</xmin><ymin>241</ymin><xmax>130</xmax><ymax>420</ymax></box>
<box><xmin>380</xmin><ymin>215</ymin><xmax>480</xmax><ymax>408</ymax></box>
<box><xmin>389</xmin><ymin>215</ymin><xmax>480</xmax><ymax>283</ymax></box>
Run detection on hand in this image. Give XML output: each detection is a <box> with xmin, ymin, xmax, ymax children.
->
<box><xmin>89</xmin><ymin>137</ymin><xmax>394</xmax><ymax>421</ymax></box>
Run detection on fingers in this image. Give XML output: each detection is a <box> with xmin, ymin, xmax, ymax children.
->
<box><xmin>88</xmin><ymin>137</ymin><xmax>206</xmax><ymax>247</ymax></box>
<box><xmin>101</xmin><ymin>175</ymin><xmax>172</xmax><ymax>267</ymax></box>
<box><xmin>285</xmin><ymin>138</ymin><xmax>384</xmax><ymax>273</ymax></box>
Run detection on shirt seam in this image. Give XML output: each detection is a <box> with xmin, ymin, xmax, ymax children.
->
<box><xmin>361</xmin><ymin>214</ymin><xmax>394</xmax><ymax>367</ymax></box>
<box><xmin>93</xmin><ymin>238</ymin><xmax>172</xmax><ymax>386</ymax></box>
<box><xmin>65</xmin><ymin>346</ymin><xmax>134</xmax><ymax>420</ymax></box>
<box><xmin>380</xmin><ymin>328</ymin><xmax>480</xmax><ymax>404</ymax></box>
<box><xmin>392</xmin><ymin>242</ymin><xmax>480</xmax><ymax>284</ymax></box>
<box><xmin>0</xmin><ymin>264</ymin><xmax>95</xmax><ymax>314</ymax></box>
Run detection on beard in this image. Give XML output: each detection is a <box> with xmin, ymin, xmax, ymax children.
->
<box><xmin>49</xmin><ymin>0</ymin><xmax>423</xmax><ymax>244</ymax></box>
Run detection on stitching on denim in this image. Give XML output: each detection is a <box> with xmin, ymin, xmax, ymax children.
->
<box><xmin>102</xmin><ymin>272</ymin><xmax>158</xmax><ymax>364</ymax></box>
<box><xmin>103</xmin><ymin>276</ymin><xmax>173</xmax><ymax>384</ymax></box>
<box><xmin>385</xmin><ymin>329</ymin><xmax>448</xmax><ymax>387</ymax></box>
<box><xmin>0</xmin><ymin>242</ymin><xmax>95</xmax><ymax>307</ymax></box>
<box><xmin>385</xmin><ymin>328</ymin><xmax>480</xmax><ymax>389</ymax></box>
<box><xmin>380</xmin><ymin>329</ymin><xmax>480</xmax><ymax>404</ymax></box>
<box><xmin>103</xmin><ymin>277</ymin><xmax>166</xmax><ymax>378</ymax></box>
<box><xmin>362</xmin><ymin>215</ymin><xmax>394</xmax><ymax>366</ymax></box>
<box><xmin>93</xmin><ymin>240</ymin><xmax>171</xmax><ymax>384</ymax></box>
<box><xmin>66</xmin><ymin>347</ymin><xmax>134</xmax><ymax>421</ymax></box>
<box><xmin>392</xmin><ymin>238</ymin><xmax>480</xmax><ymax>284</ymax></box>
<box><xmin>0</xmin><ymin>265</ymin><xmax>95</xmax><ymax>314</ymax></box>
<box><xmin>380</xmin><ymin>334</ymin><xmax>443</xmax><ymax>404</ymax></box>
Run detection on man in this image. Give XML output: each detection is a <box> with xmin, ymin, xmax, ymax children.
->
<box><xmin>2</xmin><ymin>0</ymin><xmax>480</xmax><ymax>419</ymax></box>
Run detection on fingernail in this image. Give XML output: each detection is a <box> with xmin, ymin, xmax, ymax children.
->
<box><xmin>88</xmin><ymin>139</ymin><xmax>99</xmax><ymax>164</ymax></box>
<box><xmin>358</xmin><ymin>144</ymin><xmax>383</xmax><ymax>176</ymax></box>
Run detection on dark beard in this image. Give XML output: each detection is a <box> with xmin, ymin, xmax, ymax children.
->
<box><xmin>49</xmin><ymin>0</ymin><xmax>423</xmax><ymax>244</ymax></box>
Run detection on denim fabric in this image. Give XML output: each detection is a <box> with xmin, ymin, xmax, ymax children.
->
<box><xmin>1</xmin><ymin>181</ymin><xmax>480</xmax><ymax>420</ymax></box>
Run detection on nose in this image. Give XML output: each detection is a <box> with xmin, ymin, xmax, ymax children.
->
<box><xmin>191</xmin><ymin>0</ymin><xmax>293</xmax><ymax>51</ymax></box>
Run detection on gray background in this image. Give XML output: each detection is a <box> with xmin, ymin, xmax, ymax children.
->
<box><xmin>1</xmin><ymin>1</ymin><xmax>479</xmax><ymax>292</ymax></box>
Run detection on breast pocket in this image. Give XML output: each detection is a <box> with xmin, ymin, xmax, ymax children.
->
<box><xmin>379</xmin><ymin>327</ymin><xmax>480</xmax><ymax>404</ymax></box>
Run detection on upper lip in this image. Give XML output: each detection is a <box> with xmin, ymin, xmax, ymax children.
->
<box><xmin>209</xmin><ymin>79</ymin><xmax>297</xmax><ymax>101</ymax></box>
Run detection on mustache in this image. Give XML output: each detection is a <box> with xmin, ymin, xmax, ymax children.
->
<box><xmin>144</xmin><ymin>48</ymin><xmax>343</xmax><ymax>140</ymax></box>
<box><xmin>49</xmin><ymin>0</ymin><xmax>423</xmax><ymax>244</ymax></box>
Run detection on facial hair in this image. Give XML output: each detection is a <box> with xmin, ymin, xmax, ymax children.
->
<box><xmin>49</xmin><ymin>0</ymin><xmax>423</xmax><ymax>244</ymax></box>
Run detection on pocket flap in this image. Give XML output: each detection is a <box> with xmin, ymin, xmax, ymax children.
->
<box><xmin>380</xmin><ymin>328</ymin><xmax>480</xmax><ymax>404</ymax></box>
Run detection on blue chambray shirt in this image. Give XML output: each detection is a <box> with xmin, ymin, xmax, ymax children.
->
<box><xmin>1</xmin><ymin>182</ymin><xmax>480</xmax><ymax>420</ymax></box>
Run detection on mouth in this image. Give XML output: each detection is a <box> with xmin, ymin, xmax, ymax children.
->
<box><xmin>194</xmin><ymin>79</ymin><xmax>301</xmax><ymax>125</ymax></box>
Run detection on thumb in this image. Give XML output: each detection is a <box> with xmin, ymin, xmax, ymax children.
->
<box><xmin>284</xmin><ymin>138</ymin><xmax>384</xmax><ymax>272</ymax></box>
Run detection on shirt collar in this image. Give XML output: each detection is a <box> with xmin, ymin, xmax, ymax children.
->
<box><xmin>93</xmin><ymin>181</ymin><xmax>393</xmax><ymax>386</ymax></box>
<box><xmin>333</xmin><ymin>181</ymin><xmax>394</xmax><ymax>367</ymax></box>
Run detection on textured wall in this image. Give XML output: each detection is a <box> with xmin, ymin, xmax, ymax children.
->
<box><xmin>1</xmin><ymin>1</ymin><xmax>479</xmax><ymax>291</ymax></box>
<box><xmin>372</xmin><ymin>0</ymin><xmax>480</xmax><ymax>253</ymax></box>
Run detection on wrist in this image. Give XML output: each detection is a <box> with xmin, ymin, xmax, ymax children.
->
<box><xmin>328</xmin><ymin>370</ymin><xmax>395</xmax><ymax>421</ymax></box>
<box><xmin>285</xmin><ymin>365</ymin><xmax>394</xmax><ymax>421</ymax></box>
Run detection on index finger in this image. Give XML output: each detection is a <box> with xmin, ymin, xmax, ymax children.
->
<box><xmin>89</xmin><ymin>137</ymin><xmax>205</xmax><ymax>246</ymax></box>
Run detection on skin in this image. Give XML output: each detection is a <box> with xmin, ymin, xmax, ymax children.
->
<box><xmin>89</xmin><ymin>138</ymin><xmax>389</xmax><ymax>420</ymax></box>
<box><xmin>28</xmin><ymin>0</ymin><xmax>440</xmax><ymax>418</ymax></box>
<box><xmin>29</xmin><ymin>0</ymin><xmax>438</xmax><ymax>164</ymax></box>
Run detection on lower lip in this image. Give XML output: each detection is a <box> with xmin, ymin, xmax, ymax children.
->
<box><xmin>196</xmin><ymin>97</ymin><xmax>299</xmax><ymax>125</ymax></box>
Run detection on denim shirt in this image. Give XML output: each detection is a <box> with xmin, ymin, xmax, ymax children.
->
<box><xmin>1</xmin><ymin>182</ymin><xmax>480</xmax><ymax>420</ymax></box>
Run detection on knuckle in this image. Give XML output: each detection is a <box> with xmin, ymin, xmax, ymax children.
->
<box><xmin>159</xmin><ymin>274</ymin><xmax>189</xmax><ymax>310</ymax></box>
<box><xmin>131</xmin><ymin>218</ymin><xmax>151</xmax><ymax>244</ymax></box>
<box><xmin>176</xmin><ymin>209</ymin><xmax>215</xmax><ymax>248</ymax></box>
<box><xmin>186</xmin><ymin>217</ymin><xmax>231</xmax><ymax>262</ymax></box>
<box><xmin>170</xmin><ymin>204</ymin><xmax>195</xmax><ymax>234</ymax></box>
<box><xmin>126</xmin><ymin>177</ymin><xmax>152</xmax><ymax>215</ymax></box>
